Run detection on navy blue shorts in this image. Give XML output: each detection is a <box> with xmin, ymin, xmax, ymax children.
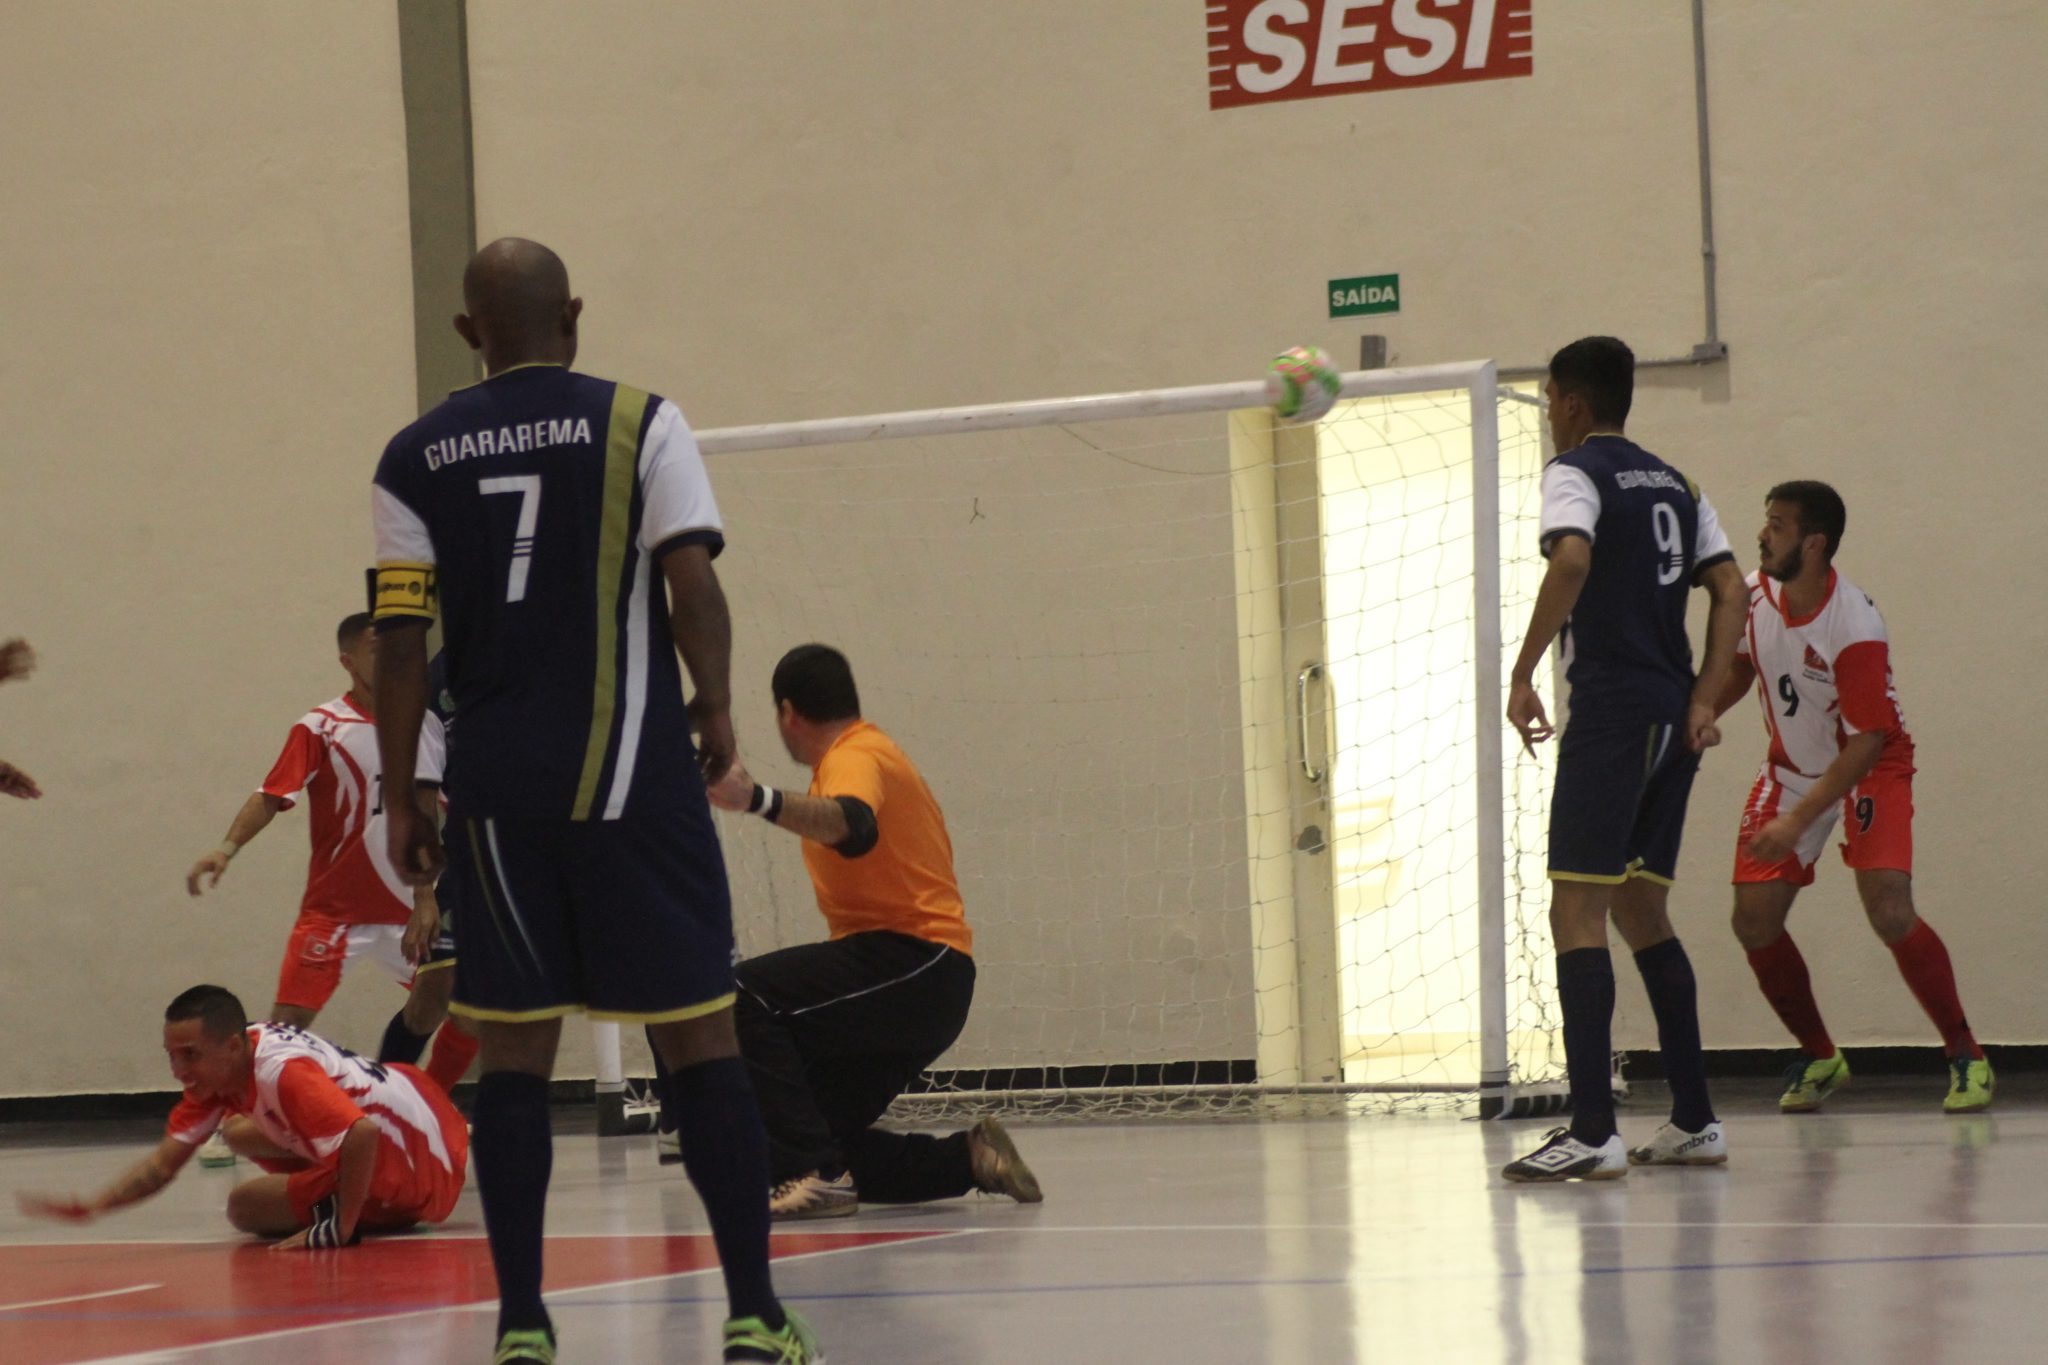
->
<box><xmin>445</xmin><ymin>807</ymin><xmax>736</xmax><ymax>1024</ymax></box>
<box><xmin>1548</xmin><ymin>716</ymin><xmax>1701</xmax><ymax>885</ymax></box>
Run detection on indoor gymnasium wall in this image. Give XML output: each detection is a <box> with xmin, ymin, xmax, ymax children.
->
<box><xmin>0</xmin><ymin>4</ymin><xmax>418</xmax><ymax>1094</ymax></box>
<box><xmin>462</xmin><ymin>0</ymin><xmax>2048</xmax><ymax>1061</ymax></box>
<box><xmin>6</xmin><ymin>2</ymin><xmax>2042</xmax><ymax>1100</ymax></box>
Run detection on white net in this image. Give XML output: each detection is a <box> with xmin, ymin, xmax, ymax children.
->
<box><xmin>654</xmin><ymin>367</ymin><xmax>1562</xmax><ymax>1121</ymax></box>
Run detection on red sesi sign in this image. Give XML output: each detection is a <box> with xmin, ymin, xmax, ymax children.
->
<box><xmin>1207</xmin><ymin>0</ymin><xmax>1533</xmax><ymax>111</ymax></box>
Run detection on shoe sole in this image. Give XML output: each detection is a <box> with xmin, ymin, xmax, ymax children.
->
<box><xmin>1628</xmin><ymin>1153</ymin><xmax>1728</xmax><ymax>1166</ymax></box>
<box><xmin>1944</xmin><ymin>1098</ymin><xmax>1993</xmax><ymax>1113</ymax></box>
<box><xmin>771</xmin><ymin>1201</ymin><xmax>859</xmax><ymax>1222</ymax></box>
<box><xmin>1780</xmin><ymin>1069</ymin><xmax>1849</xmax><ymax>1113</ymax></box>
<box><xmin>1502</xmin><ymin>1166</ymin><xmax>1627</xmax><ymax>1183</ymax></box>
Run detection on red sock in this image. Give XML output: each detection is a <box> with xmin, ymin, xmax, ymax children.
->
<box><xmin>425</xmin><ymin>1019</ymin><xmax>480</xmax><ymax>1094</ymax></box>
<box><xmin>1887</xmin><ymin>920</ymin><xmax>1982</xmax><ymax>1059</ymax></box>
<box><xmin>1745</xmin><ymin>933</ymin><xmax>1836</xmax><ymax>1058</ymax></box>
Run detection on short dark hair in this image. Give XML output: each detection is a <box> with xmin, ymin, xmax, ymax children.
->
<box><xmin>165</xmin><ymin>985</ymin><xmax>248</xmax><ymax>1039</ymax></box>
<box><xmin>1766</xmin><ymin>480</ymin><xmax>1846</xmax><ymax>561</ymax></box>
<box><xmin>1547</xmin><ymin>336</ymin><xmax>1635</xmax><ymax>426</ymax></box>
<box><xmin>771</xmin><ymin>644</ymin><xmax>862</xmax><ymax>723</ymax></box>
<box><xmin>337</xmin><ymin>611</ymin><xmax>375</xmax><ymax>651</ymax></box>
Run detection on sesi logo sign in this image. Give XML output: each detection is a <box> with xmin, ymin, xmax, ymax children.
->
<box><xmin>1207</xmin><ymin>0</ymin><xmax>1532</xmax><ymax>110</ymax></box>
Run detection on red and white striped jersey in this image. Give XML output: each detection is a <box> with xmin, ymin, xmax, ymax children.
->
<box><xmin>1738</xmin><ymin>568</ymin><xmax>1914</xmax><ymax>779</ymax></box>
<box><xmin>260</xmin><ymin>695</ymin><xmax>446</xmax><ymax>925</ymax></box>
<box><xmin>166</xmin><ymin>1023</ymin><xmax>460</xmax><ymax>1181</ymax></box>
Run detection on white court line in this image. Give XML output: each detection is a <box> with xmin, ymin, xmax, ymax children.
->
<box><xmin>0</xmin><ymin>1283</ymin><xmax>162</xmax><ymax>1313</ymax></box>
<box><xmin>903</xmin><ymin>1221</ymin><xmax>2048</xmax><ymax>1233</ymax></box>
<box><xmin>74</xmin><ymin>1232</ymin><xmax>969</xmax><ymax>1365</ymax></box>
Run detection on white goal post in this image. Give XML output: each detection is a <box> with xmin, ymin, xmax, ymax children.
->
<box><xmin>590</xmin><ymin>359</ymin><xmax>1564</xmax><ymax>1127</ymax></box>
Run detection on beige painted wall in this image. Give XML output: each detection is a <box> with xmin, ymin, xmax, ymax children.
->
<box><xmin>465</xmin><ymin>0</ymin><xmax>2047</xmax><ymax>1063</ymax></box>
<box><xmin>5</xmin><ymin>0</ymin><xmax>2044</xmax><ymax>1095</ymax></box>
<box><xmin>0</xmin><ymin>4</ymin><xmax>416</xmax><ymax>1094</ymax></box>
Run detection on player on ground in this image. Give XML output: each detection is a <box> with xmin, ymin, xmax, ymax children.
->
<box><xmin>1501</xmin><ymin>336</ymin><xmax>1749</xmax><ymax>1182</ymax></box>
<box><xmin>688</xmin><ymin>643</ymin><xmax>1042</xmax><ymax>1219</ymax></box>
<box><xmin>1</xmin><ymin>637</ymin><xmax>42</xmax><ymax>800</ymax></box>
<box><xmin>18</xmin><ymin>985</ymin><xmax>468</xmax><ymax>1247</ymax></box>
<box><xmin>369</xmin><ymin>238</ymin><xmax>815</xmax><ymax>1365</ymax></box>
<box><xmin>183</xmin><ymin>614</ymin><xmax>476</xmax><ymax>1141</ymax></box>
<box><xmin>1714</xmin><ymin>481</ymin><xmax>1991</xmax><ymax>1112</ymax></box>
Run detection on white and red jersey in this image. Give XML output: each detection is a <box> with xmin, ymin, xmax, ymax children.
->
<box><xmin>1738</xmin><ymin>568</ymin><xmax>1914</xmax><ymax>779</ymax></box>
<box><xmin>166</xmin><ymin>1023</ymin><xmax>462</xmax><ymax>1183</ymax></box>
<box><xmin>260</xmin><ymin>694</ymin><xmax>445</xmax><ymax>925</ymax></box>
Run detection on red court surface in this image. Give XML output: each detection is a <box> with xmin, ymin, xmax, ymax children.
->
<box><xmin>0</xmin><ymin>1231</ymin><xmax>941</xmax><ymax>1364</ymax></box>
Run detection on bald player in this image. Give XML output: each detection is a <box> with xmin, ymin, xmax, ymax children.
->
<box><xmin>368</xmin><ymin>239</ymin><xmax>816</xmax><ymax>1365</ymax></box>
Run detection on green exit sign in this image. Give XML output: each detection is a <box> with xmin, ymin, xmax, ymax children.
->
<box><xmin>1329</xmin><ymin>274</ymin><xmax>1400</xmax><ymax>318</ymax></box>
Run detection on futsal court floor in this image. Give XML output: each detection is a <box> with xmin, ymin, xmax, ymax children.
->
<box><xmin>2</xmin><ymin>1075</ymin><xmax>2040</xmax><ymax>1363</ymax></box>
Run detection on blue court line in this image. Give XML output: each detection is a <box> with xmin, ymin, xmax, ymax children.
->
<box><xmin>10</xmin><ymin>1245</ymin><xmax>2048</xmax><ymax>1322</ymax></box>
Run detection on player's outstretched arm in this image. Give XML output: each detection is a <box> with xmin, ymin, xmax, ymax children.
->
<box><xmin>1687</xmin><ymin>559</ymin><xmax>1750</xmax><ymax>751</ymax></box>
<box><xmin>1507</xmin><ymin>535</ymin><xmax>1592</xmax><ymax>754</ymax></box>
<box><xmin>19</xmin><ymin>1135</ymin><xmax>196</xmax><ymax>1223</ymax></box>
<box><xmin>373</xmin><ymin>621</ymin><xmax>443</xmax><ymax>887</ymax></box>
<box><xmin>186</xmin><ymin>792</ymin><xmax>286</xmax><ymax>895</ymax></box>
<box><xmin>658</xmin><ymin>544</ymin><xmax>735</xmax><ymax>784</ymax></box>
<box><xmin>708</xmin><ymin>759</ymin><xmax>857</xmax><ymax>846</ymax></box>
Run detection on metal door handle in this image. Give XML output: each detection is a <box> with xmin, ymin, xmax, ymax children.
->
<box><xmin>1297</xmin><ymin>662</ymin><xmax>1324</xmax><ymax>784</ymax></box>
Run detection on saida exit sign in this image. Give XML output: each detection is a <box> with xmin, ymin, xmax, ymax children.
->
<box><xmin>1329</xmin><ymin>274</ymin><xmax>1400</xmax><ymax>318</ymax></box>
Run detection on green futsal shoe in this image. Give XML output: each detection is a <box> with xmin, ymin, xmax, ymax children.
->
<box><xmin>724</xmin><ymin>1307</ymin><xmax>824</xmax><ymax>1363</ymax></box>
<box><xmin>1944</xmin><ymin>1055</ymin><xmax>1994</xmax><ymax>1113</ymax></box>
<box><xmin>493</xmin><ymin>1327</ymin><xmax>556</xmax><ymax>1364</ymax></box>
<box><xmin>1779</xmin><ymin>1051</ymin><xmax>1849</xmax><ymax>1112</ymax></box>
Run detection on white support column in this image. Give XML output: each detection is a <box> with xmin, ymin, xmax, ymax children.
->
<box><xmin>1469</xmin><ymin>369</ymin><xmax>1509</xmax><ymax>1115</ymax></box>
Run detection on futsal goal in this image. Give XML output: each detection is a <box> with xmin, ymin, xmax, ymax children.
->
<box><xmin>592</xmin><ymin>359</ymin><xmax>1566</xmax><ymax>1126</ymax></box>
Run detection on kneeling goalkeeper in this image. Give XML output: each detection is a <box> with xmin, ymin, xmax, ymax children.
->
<box><xmin>675</xmin><ymin>643</ymin><xmax>1041</xmax><ymax>1220</ymax></box>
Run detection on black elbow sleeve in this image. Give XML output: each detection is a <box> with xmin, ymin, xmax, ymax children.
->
<box><xmin>832</xmin><ymin>796</ymin><xmax>879</xmax><ymax>858</ymax></box>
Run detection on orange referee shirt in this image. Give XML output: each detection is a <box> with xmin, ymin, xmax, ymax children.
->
<box><xmin>802</xmin><ymin>720</ymin><xmax>972</xmax><ymax>956</ymax></box>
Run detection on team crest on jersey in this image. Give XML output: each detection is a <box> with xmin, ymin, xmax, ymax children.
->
<box><xmin>1801</xmin><ymin>644</ymin><xmax>1831</xmax><ymax>682</ymax></box>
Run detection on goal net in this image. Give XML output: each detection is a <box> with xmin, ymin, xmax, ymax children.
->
<box><xmin>594</xmin><ymin>360</ymin><xmax>1564</xmax><ymax>1123</ymax></box>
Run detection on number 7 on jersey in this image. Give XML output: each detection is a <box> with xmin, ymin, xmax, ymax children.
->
<box><xmin>478</xmin><ymin>475</ymin><xmax>541</xmax><ymax>603</ymax></box>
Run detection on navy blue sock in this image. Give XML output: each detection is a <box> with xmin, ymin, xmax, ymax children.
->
<box><xmin>1558</xmin><ymin>947</ymin><xmax>1618</xmax><ymax>1146</ymax></box>
<box><xmin>377</xmin><ymin>1009</ymin><xmax>432</xmax><ymax>1066</ymax></box>
<box><xmin>472</xmin><ymin>1071</ymin><xmax>554</xmax><ymax>1338</ymax></box>
<box><xmin>1634</xmin><ymin>937</ymin><xmax>1717</xmax><ymax>1132</ymax></box>
<box><xmin>666</xmin><ymin>1056</ymin><xmax>783</xmax><ymax>1328</ymax></box>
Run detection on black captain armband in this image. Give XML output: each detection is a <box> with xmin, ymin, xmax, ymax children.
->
<box><xmin>748</xmin><ymin>784</ymin><xmax>785</xmax><ymax>823</ymax></box>
<box><xmin>831</xmin><ymin>796</ymin><xmax>879</xmax><ymax>859</ymax></box>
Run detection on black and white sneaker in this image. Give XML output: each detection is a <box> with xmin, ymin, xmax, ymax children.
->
<box><xmin>1501</xmin><ymin>1126</ymin><xmax>1628</xmax><ymax>1183</ymax></box>
<box><xmin>1628</xmin><ymin>1120</ymin><xmax>1728</xmax><ymax>1166</ymax></box>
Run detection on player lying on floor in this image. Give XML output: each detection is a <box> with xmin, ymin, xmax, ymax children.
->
<box><xmin>17</xmin><ymin>985</ymin><xmax>468</xmax><ymax>1249</ymax></box>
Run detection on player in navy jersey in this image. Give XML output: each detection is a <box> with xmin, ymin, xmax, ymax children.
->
<box><xmin>1501</xmin><ymin>336</ymin><xmax>1750</xmax><ymax>1183</ymax></box>
<box><xmin>368</xmin><ymin>239</ymin><xmax>815</xmax><ymax>1365</ymax></box>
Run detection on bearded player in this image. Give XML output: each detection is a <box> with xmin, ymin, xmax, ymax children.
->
<box><xmin>1714</xmin><ymin>481</ymin><xmax>1991</xmax><ymax>1112</ymax></box>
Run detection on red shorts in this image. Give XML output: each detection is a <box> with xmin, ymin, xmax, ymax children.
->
<box><xmin>1732</xmin><ymin>761</ymin><xmax>1914</xmax><ymax>886</ymax></box>
<box><xmin>274</xmin><ymin>915</ymin><xmax>417</xmax><ymax>1012</ymax></box>
<box><xmin>283</xmin><ymin>1064</ymin><xmax>469</xmax><ymax>1229</ymax></box>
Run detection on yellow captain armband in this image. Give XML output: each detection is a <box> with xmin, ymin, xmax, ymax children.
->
<box><xmin>373</xmin><ymin>562</ymin><xmax>437</xmax><ymax>622</ymax></box>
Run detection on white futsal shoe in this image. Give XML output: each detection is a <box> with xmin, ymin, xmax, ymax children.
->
<box><xmin>1501</xmin><ymin>1127</ymin><xmax>1627</xmax><ymax>1182</ymax></box>
<box><xmin>1627</xmin><ymin>1120</ymin><xmax>1728</xmax><ymax>1167</ymax></box>
<box><xmin>197</xmin><ymin>1131</ymin><xmax>236</xmax><ymax>1168</ymax></box>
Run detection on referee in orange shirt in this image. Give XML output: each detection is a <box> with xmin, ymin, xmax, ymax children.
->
<box><xmin>698</xmin><ymin>644</ymin><xmax>1042</xmax><ymax>1219</ymax></box>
